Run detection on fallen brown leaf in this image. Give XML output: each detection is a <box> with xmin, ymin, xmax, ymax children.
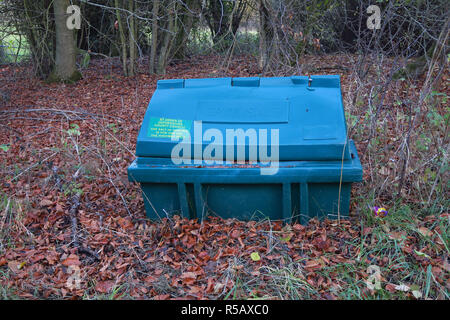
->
<box><xmin>95</xmin><ymin>280</ymin><xmax>115</xmax><ymax>293</ymax></box>
<box><xmin>39</xmin><ymin>199</ymin><xmax>54</xmax><ymax>207</ymax></box>
<box><xmin>418</xmin><ymin>227</ymin><xmax>433</xmax><ymax>238</ymax></box>
<box><xmin>61</xmin><ymin>254</ymin><xmax>81</xmax><ymax>267</ymax></box>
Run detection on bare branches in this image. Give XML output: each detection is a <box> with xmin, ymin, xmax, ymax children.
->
<box><xmin>0</xmin><ymin>107</ymin><xmax>133</xmax><ymax>123</ymax></box>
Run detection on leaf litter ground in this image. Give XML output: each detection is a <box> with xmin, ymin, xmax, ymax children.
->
<box><xmin>0</xmin><ymin>55</ymin><xmax>448</xmax><ymax>299</ymax></box>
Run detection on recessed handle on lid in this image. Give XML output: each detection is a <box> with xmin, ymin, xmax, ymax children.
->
<box><xmin>290</xmin><ymin>76</ymin><xmax>307</xmax><ymax>85</ymax></box>
<box><xmin>290</xmin><ymin>75</ymin><xmax>315</xmax><ymax>90</ymax></box>
<box><xmin>157</xmin><ymin>79</ymin><xmax>185</xmax><ymax>89</ymax></box>
<box><xmin>231</xmin><ymin>77</ymin><xmax>260</xmax><ymax>87</ymax></box>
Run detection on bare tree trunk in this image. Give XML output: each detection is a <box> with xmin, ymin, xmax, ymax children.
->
<box><xmin>128</xmin><ymin>0</ymin><xmax>136</xmax><ymax>76</ymax></box>
<box><xmin>258</xmin><ymin>0</ymin><xmax>271</xmax><ymax>71</ymax></box>
<box><xmin>115</xmin><ymin>0</ymin><xmax>128</xmax><ymax>76</ymax></box>
<box><xmin>157</xmin><ymin>1</ymin><xmax>175</xmax><ymax>74</ymax></box>
<box><xmin>172</xmin><ymin>0</ymin><xmax>199</xmax><ymax>59</ymax></box>
<box><xmin>149</xmin><ymin>0</ymin><xmax>160</xmax><ymax>74</ymax></box>
<box><xmin>51</xmin><ymin>0</ymin><xmax>80</xmax><ymax>82</ymax></box>
<box><xmin>204</xmin><ymin>0</ymin><xmax>247</xmax><ymax>51</ymax></box>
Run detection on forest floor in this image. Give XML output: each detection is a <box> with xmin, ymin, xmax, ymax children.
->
<box><xmin>0</xmin><ymin>55</ymin><xmax>448</xmax><ymax>300</ymax></box>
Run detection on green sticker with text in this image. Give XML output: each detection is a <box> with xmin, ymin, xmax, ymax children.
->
<box><xmin>147</xmin><ymin>117</ymin><xmax>192</xmax><ymax>139</ymax></box>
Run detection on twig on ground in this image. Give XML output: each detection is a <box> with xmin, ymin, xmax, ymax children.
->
<box><xmin>0</xmin><ymin>107</ymin><xmax>133</xmax><ymax>123</ymax></box>
<box><xmin>10</xmin><ymin>151</ymin><xmax>58</xmax><ymax>181</ymax></box>
<box><xmin>68</xmin><ymin>168</ymin><xmax>100</xmax><ymax>261</ymax></box>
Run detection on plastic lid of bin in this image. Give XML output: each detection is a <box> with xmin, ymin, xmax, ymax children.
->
<box><xmin>135</xmin><ymin>75</ymin><xmax>351</xmax><ymax>161</ymax></box>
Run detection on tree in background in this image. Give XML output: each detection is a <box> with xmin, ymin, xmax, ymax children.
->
<box><xmin>149</xmin><ymin>0</ymin><xmax>201</xmax><ymax>74</ymax></box>
<box><xmin>257</xmin><ymin>0</ymin><xmax>344</xmax><ymax>74</ymax></box>
<box><xmin>171</xmin><ymin>0</ymin><xmax>201</xmax><ymax>60</ymax></box>
<box><xmin>50</xmin><ymin>0</ymin><xmax>81</xmax><ymax>82</ymax></box>
<box><xmin>4</xmin><ymin>0</ymin><xmax>56</xmax><ymax>78</ymax></box>
<box><xmin>203</xmin><ymin>0</ymin><xmax>248</xmax><ymax>52</ymax></box>
<box><xmin>148</xmin><ymin>0</ymin><xmax>178</xmax><ymax>75</ymax></box>
<box><xmin>2</xmin><ymin>0</ymin><xmax>81</xmax><ymax>81</ymax></box>
<box><xmin>1</xmin><ymin>0</ymin><xmax>447</xmax><ymax>77</ymax></box>
<box><xmin>114</xmin><ymin>0</ymin><xmax>136</xmax><ymax>76</ymax></box>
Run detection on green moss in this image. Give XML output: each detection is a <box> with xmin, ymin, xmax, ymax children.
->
<box><xmin>393</xmin><ymin>44</ymin><xmax>436</xmax><ymax>80</ymax></box>
<box><xmin>393</xmin><ymin>60</ymin><xmax>427</xmax><ymax>80</ymax></box>
<box><xmin>46</xmin><ymin>69</ymin><xmax>82</xmax><ymax>84</ymax></box>
<box><xmin>68</xmin><ymin>70</ymin><xmax>83</xmax><ymax>82</ymax></box>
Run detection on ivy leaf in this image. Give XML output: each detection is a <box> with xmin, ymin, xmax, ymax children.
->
<box><xmin>250</xmin><ymin>252</ymin><xmax>261</xmax><ymax>262</ymax></box>
<box><xmin>414</xmin><ymin>250</ymin><xmax>431</xmax><ymax>259</ymax></box>
<box><xmin>0</xmin><ymin>144</ymin><xmax>9</xmax><ymax>152</ymax></box>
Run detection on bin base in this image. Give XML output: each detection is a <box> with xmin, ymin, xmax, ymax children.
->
<box><xmin>140</xmin><ymin>182</ymin><xmax>352</xmax><ymax>223</ymax></box>
<box><xmin>129</xmin><ymin>140</ymin><xmax>362</xmax><ymax>223</ymax></box>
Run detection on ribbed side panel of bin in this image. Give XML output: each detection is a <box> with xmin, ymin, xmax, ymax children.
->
<box><xmin>128</xmin><ymin>76</ymin><xmax>363</xmax><ymax>223</ymax></box>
